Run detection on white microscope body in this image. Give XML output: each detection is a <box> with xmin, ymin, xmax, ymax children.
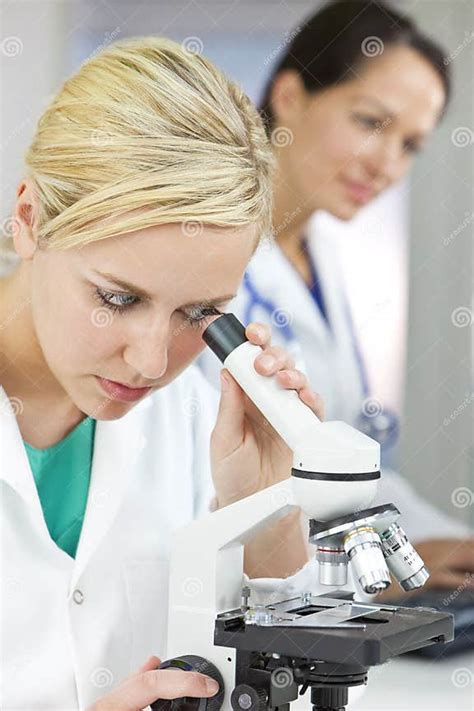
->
<box><xmin>164</xmin><ymin>315</ymin><xmax>431</xmax><ymax>710</ymax></box>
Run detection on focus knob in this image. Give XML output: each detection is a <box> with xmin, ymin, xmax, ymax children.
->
<box><xmin>231</xmin><ymin>684</ymin><xmax>267</xmax><ymax>710</ymax></box>
<box><xmin>151</xmin><ymin>655</ymin><xmax>224</xmax><ymax>710</ymax></box>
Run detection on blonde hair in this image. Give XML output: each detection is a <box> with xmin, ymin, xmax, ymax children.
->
<box><xmin>6</xmin><ymin>36</ymin><xmax>274</xmax><ymax>254</ymax></box>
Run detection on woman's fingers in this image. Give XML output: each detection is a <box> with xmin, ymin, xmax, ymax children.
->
<box><xmin>275</xmin><ymin>370</ymin><xmax>324</xmax><ymax>419</ymax></box>
<box><xmin>297</xmin><ymin>387</ymin><xmax>325</xmax><ymax>420</ymax></box>
<box><xmin>211</xmin><ymin>369</ymin><xmax>246</xmax><ymax>456</ymax></box>
<box><xmin>426</xmin><ymin>569</ymin><xmax>474</xmax><ymax>591</ymax></box>
<box><xmin>134</xmin><ymin>655</ymin><xmax>161</xmax><ymax>675</ymax></box>
<box><xmin>140</xmin><ymin>670</ymin><xmax>220</xmax><ymax>700</ymax></box>
<box><xmin>246</xmin><ymin>321</ymin><xmax>324</xmax><ymax>419</ymax></box>
<box><xmin>246</xmin><ymin>322</ymin><xmax>272</xmax><ymax>347</ymax></box>
<box><xmin>416</xmin><ymin>538</ymin><xmax>474</xmax><ymax>575</ymax></box>
<box><xmin>276</xmin><ymin>369</ymin><xmax>307</xmax><ymax>389</ymax></box>
<box><xmin>91</xmin><ymin>667</ymin><xmax>220</xmax><ymax>711</ymax></box>
<box><xmin>254</xmin><ymin>345</ymin><xmax>295</xmax><ymax>374</ymax></box>
<box><xmin>246</xmin><ymin>322</ymin><xmax>294</xmax><ymax>371</ymax></box>
<box><xmin>450</xmin><ymin>539</ymin><xmax>474</xmax><ymax>571</ymax></box>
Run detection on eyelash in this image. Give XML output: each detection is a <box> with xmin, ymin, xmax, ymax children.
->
<box><xmin>94</xmin><ymin>288</ymin><xmax>139</xmax><ymax>314</ymax></box>
<box><xmin>403</xmin><ymin>140</ymin><xmax>420</xmax><ymax>155</ymax></box>
<box><xmin>184</xmin><ymin>306</ymin><xmax>221</xmax><ymax>329</ymax></box>
<box><xmin>354</xmin><ymin>113</ymin><xmax>384</xmax><ymax>130</ymax></box>
<box><xmin>94</xmin><ymin>288</ymin><xmax>219</xmax><ymax>328</ymax></box>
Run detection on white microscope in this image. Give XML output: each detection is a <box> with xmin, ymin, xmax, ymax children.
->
<box><xmin>151</xmin><ymin>314</ymin><xmax>453</xmax><ymax>711</ymax></box>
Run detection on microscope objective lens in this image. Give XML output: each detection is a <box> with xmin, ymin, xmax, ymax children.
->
<box><xmin>380</xmin><ymin>524</ymin><xmax>429</xmax><ymax>591</ymax></box>
<box><xmin>344</xmin><ymin>526</ymin><xmax>391</xmax><ymax>594</ymax></box>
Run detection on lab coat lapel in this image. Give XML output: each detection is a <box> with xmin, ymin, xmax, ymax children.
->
<box><xmin>306</xmin><ymin>232</ymin><xmax>352</xmax><ymax>352</ymax></box>
<box><xmin>305</xmin><ymin>227</ymin><xmax>366</xmax><ymax>419</ymax></box>
<box><xmin>0</xmin><ymin>386</ymin><xmax>51</xmax><ymax>539</ymax></box>
<box><xmin>251</xmin><ymin>242</ymin><xmax>331</xmax><ymax>349</ymax></box>
<box><xmin>1</xmin><ymin>381</ymin><xmax>148</xmax><ymax>583</ymax></box>
<box><xmin>71</xmin><ymin>403</ymin><xmax>146</xmax><ymax>588</ymax></box>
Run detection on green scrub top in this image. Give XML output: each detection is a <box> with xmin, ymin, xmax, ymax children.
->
<box><xmin>24</xmin><ymin>416</ymin><xmax>96</xmax><ymax>558</ymax></box>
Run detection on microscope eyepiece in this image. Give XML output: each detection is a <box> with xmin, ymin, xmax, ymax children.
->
<box><xmin>202</xmin><ymin>313</ymin><xmax>247</xmax><ymax>363</ymax></box>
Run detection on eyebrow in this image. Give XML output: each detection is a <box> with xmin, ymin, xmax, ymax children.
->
<box><xmin>91</xmin><ymin>270</ymin><xmax>236</xmax><ymax>308</ymax></box>
<box><xmin>353</xmin><ymin>95</ymin><xmax>396</xmax><ymax>119</ymax></box>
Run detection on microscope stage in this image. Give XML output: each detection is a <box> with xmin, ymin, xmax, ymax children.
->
<box><xmin>214</xmin><ymin>593</ymin><xmax>454</xmax><ymax>666</ymax></box>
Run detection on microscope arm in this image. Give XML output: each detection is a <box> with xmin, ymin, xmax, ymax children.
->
<box><xmin>169</xmin><ymin>478</ymin><xmax>296</xmax><ymax>617</ymax></box>
<box><xmin>166</xmin><ymin>478</ymin><xmax>313</xmax><ymax>708</ymax></box>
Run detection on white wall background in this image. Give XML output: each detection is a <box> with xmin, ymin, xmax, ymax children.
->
<box><xmin>399</xmin><ymin>0</ymin><xmax>474</xmax><ymax>526</ymax></box>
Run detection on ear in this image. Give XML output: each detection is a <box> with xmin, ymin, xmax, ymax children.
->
<box><xmin>269</xmin><ymin>69</ymin><xmax>308</xmax><ymax>128</ymax></box>
<box><xmin>12</xmin><ymin>176</ymin><xmax>41</xmax><ymax>260</ymax></box>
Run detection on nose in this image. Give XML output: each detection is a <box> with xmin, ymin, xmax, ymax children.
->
<box><xmin>362</xmin><ymin>135</ymin><xmax>406</xmax><ymax>186</ymax></box>
<box><xmin>123</xmin><ymin>320</ymin><xmax>169</xmax><ymax>381</ymax></box>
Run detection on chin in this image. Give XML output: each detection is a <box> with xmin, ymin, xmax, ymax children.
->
<box><xmin>326</xmin><ymin>201</ymin><xmax>360</xmax><ymax>222</ymax></box>
<box><xmin>70</xmin><ymin>391</ymin><xmax>133</xmax><ymax>422</ymax></box>
<box><xmin>89</xmin><ymin>406</ymin><xmax>130</xmax><ymax>421</ymax></box>
<box><xmin>93</xmin><ymin>398</ymin><xmax>140</xmax><ymax>421</ymax></box>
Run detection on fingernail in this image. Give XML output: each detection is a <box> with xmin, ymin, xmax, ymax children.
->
<box><xmin>249</xmin><ymin>324</ymin><xmax>265</xmax><ymax>340</ymax></box>
<box><xmin>205</xmin><ymin>678</ymin><xmax>220</xmax><ymax>695</ymax></box>
<box><xmin>259</xmin><ymin>355</ymin><xmax>275</xmax><ymax>370</ymax></box>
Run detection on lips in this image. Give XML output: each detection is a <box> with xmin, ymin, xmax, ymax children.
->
<box><xmin>342</xmin><ymin>179</ymin><xmax>375</xmax><ymax>205</ymax></box>
<box><xmin>96</xmin><ymin>376</ymin><xmax>152</xmax><ymax>403</ymax></box>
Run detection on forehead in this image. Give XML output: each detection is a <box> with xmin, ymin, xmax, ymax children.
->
<box><xmin>349</xmin><ymin>45</ymin><xmax>446</xmax><ymax>128</ymax></box>
<box><xmin>74</xmin><ymin>222</ymin><xmax>258</xmax><ymax>304</ymax></box>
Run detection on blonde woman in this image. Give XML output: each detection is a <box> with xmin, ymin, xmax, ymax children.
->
<box><xmin>0</xmin><ymin>38</ymin><xmax>324</xmax><ymax>710</ymax></box>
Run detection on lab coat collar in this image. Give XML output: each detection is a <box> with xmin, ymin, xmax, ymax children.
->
<box><xmin>0</xmin><ymin>385</ymin><xmax>48</xmax><ymax>525</ymax></box>
<box><xmin>250</xmin><ymin>239</ymin><xmax>333</xmax><ymax>349</ymax></box>
<box><xmin>262</xmin><ymin>227</ymin><xmax>356</xmax><ymax>354</ymax></box>
<box><xmin>304</xmin><ymin>230</ymin><xmax>353</xmax><ymax>347</ymax></box>
<box><xmin>0</xmin><ymin>385</ymin><xmax>147</xmax><ymax>588</ymax></box>
<box><xmin>71</xmin><ymin>403</ymin><xmax>147</xmax><ymax>588</ymax></box>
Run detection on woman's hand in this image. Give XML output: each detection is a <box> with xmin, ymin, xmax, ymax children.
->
<box><xmin>210</xmin><ymin>321</ymin><xmax>324</xmax><ymax>508</ymax></box>
<box><xmin>412</xmin><ymin>538</ymin><xmax>474</xmax><ymax>590</ymax></box>
<box><xmin>88</xmin><ymin>655</ymin><xmax>220</xmax><ymax>711</ymax></box>
<box><xmin>377</xmin><ymin>537</ymin><xmax>474</xmax><ymax>601</ymax></box>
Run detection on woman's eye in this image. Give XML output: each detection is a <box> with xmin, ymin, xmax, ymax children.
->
<box><xmin>354</xmin><ymin>113</ymin><xmax>383</xmax><ymax>130</ymax></box>
<box><xmin>95</xmin><ymin>288</ymin><xmax>139</xmax><ymax>314</ymax></box>
<box><xmin>403</xmin><ymin>139</ymin><xmax>421</xmax><ymax>154</ymax></box>
<box><xmin>183</xmin><ymin>306</ymin><xmax>221</xmax><ymax>329</ymax></box>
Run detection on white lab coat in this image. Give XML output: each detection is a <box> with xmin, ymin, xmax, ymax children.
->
<box><xmin>198</xmin><ymin>230</ymin><xmax>471</xmax><ymax>544</ymax></box>
<box><xmin>199</xmin><ymin>230</ymin><xmax>364</xmax><ymax>425</ymax></box>
<box><xmin>1</xmin><ymin>366</ymin><xmax>329</xmax><ymax>711</ymax></box>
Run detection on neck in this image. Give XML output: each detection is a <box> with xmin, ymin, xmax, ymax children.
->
<box><xmin>272</xmin><ymin>160</ymin><xmax>314</xmax><ymax>261</ymax></box>
<box><xmin>0</xmin><ymin>262</ymin><xmax>84</xmax><ymax>439</ymax></box>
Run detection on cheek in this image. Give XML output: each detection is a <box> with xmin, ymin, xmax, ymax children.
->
<box><xmin>319</xmin><ymin>121</ymin><xmax>364</xmax><ymax>169</ymax></box>
<box><xmin>391</xmin><ymin>154</ymin><xmax>413</xmax><ymax>184</ymax></box>
<box><xmin>33</xmin><ymin>283</ymin><xmax>120</xmax><ymax>372</ymax></box>
<box><xmin>293</xmin><ymin>114</ymin><xmax>359</xmax><ymax>187</ymax></box>
<box><xmin>168</xmin><ymin>324</ymin><xmax>207</xmax><ymax>371</ymax></box>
